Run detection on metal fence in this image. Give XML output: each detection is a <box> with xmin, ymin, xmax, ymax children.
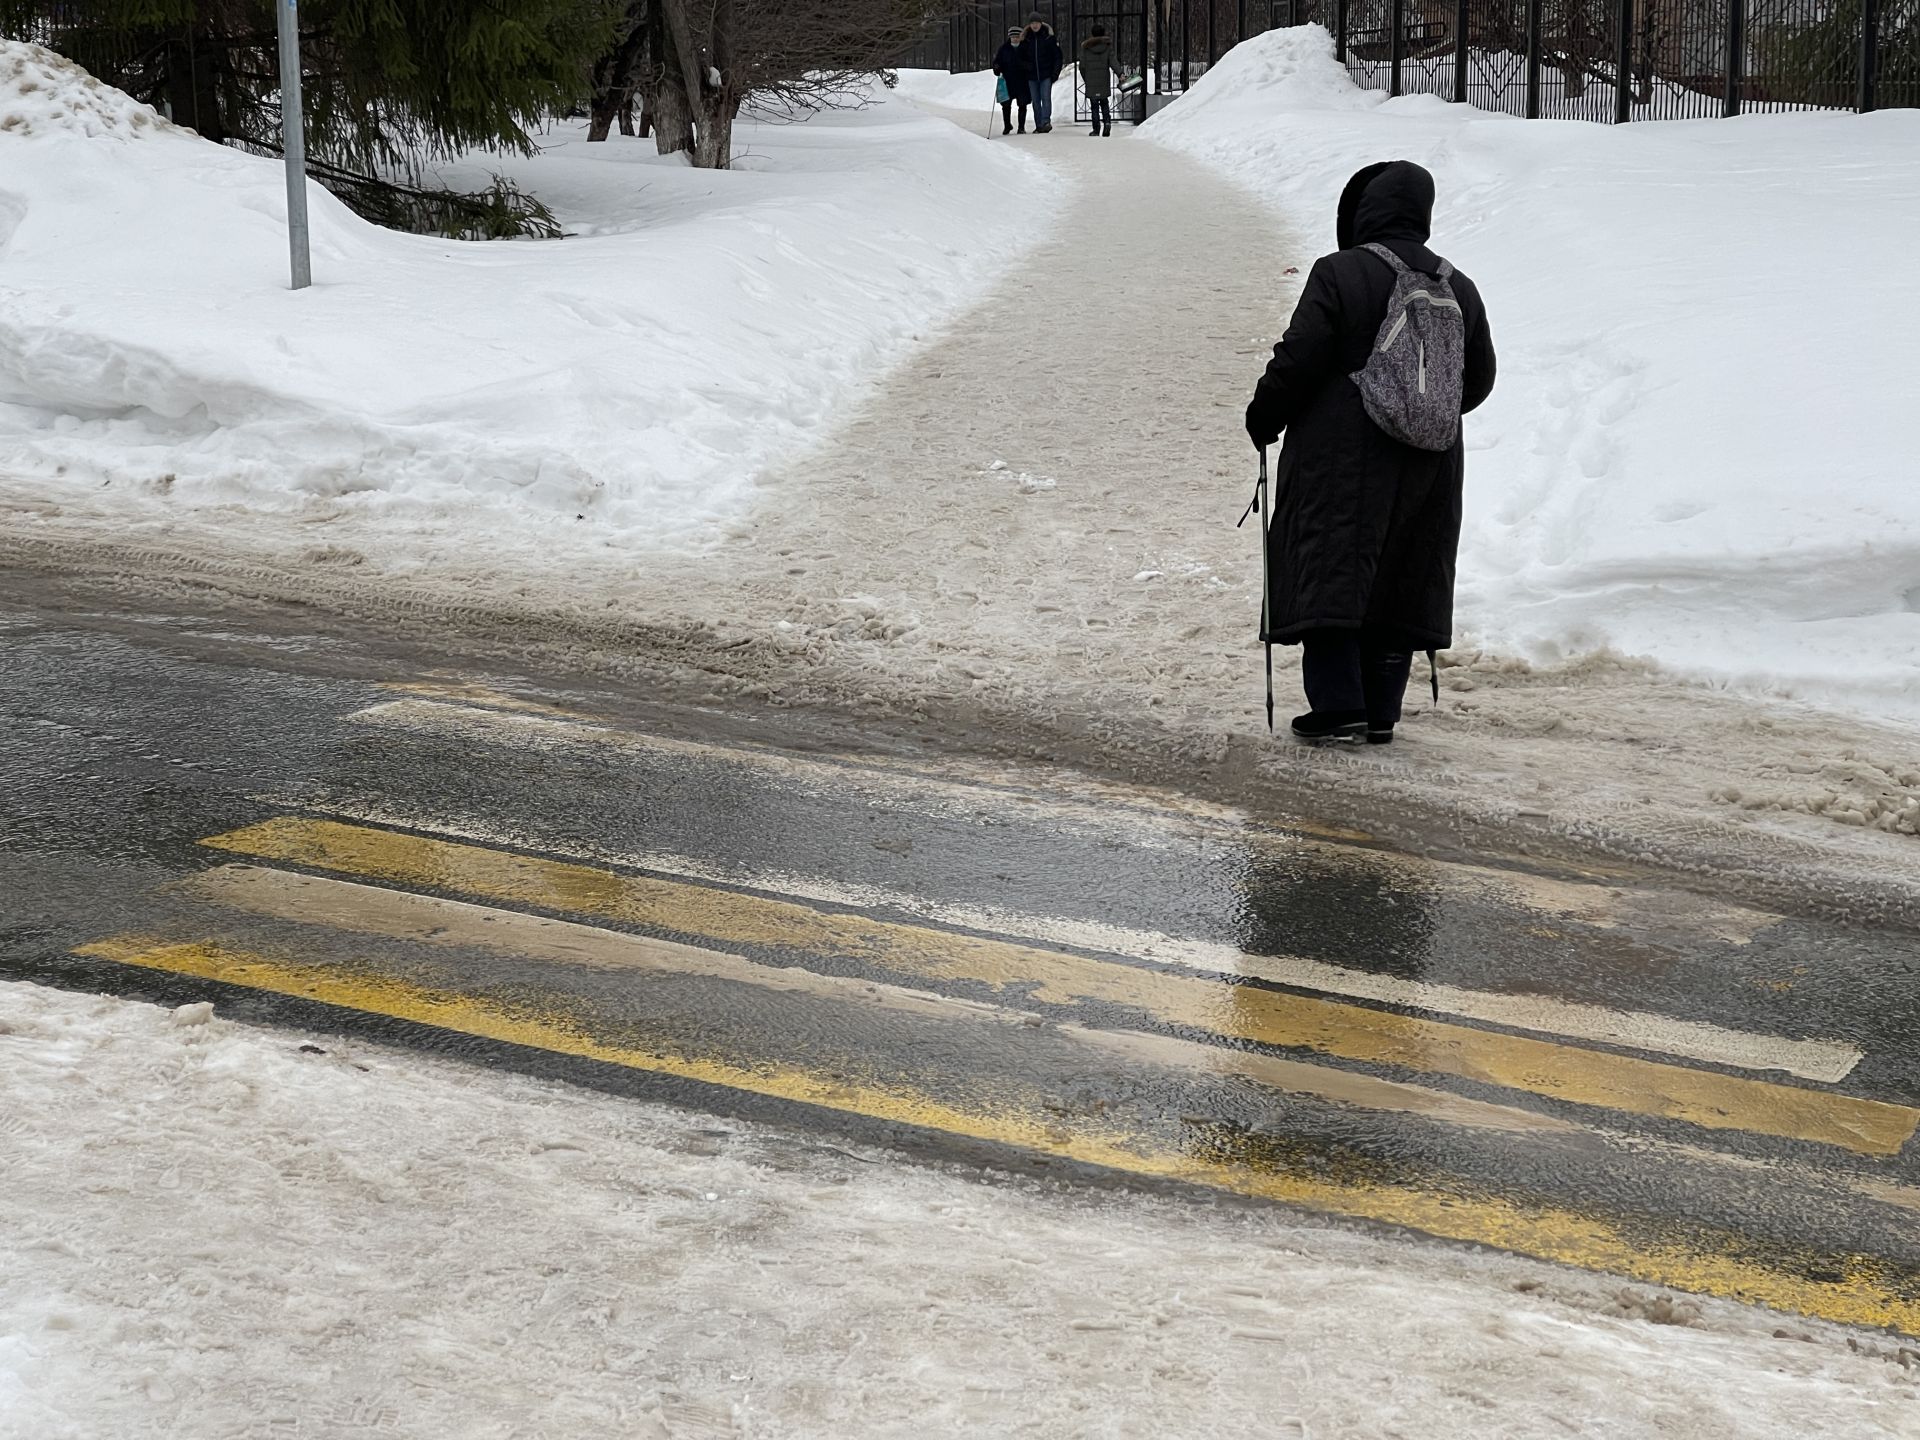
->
<box><xmin>1335</xmin><ymin>0</ymin><xmax>1915</xmax><ymax>116</ymax></box>
<box><xmin>917</xmin><ymin>0</ymin><xmax>1914</xmax><ymax>118</ymax></box>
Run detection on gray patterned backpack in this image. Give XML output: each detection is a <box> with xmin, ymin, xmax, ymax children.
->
<box><xmin>1350</xmin><ymin>242</ymin><xmax>1466</xmax><ymax>451</ymax></box>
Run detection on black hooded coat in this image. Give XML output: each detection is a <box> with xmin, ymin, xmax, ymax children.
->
<box><xmin>1245</xmin><ymin>161</ymin><xmax>1496</xmax><ymax>650</ymax></box>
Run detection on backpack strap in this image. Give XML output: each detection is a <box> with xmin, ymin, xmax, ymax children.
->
<box><xmin>1359</xmin><ymin>241</ymin><xmax>1410</xmax><ymax>274</ymax></box>
<box><xmin>1428</xmin><ymin>649</ymin><xmax>1440</xmax><ymax>704</ymax></box>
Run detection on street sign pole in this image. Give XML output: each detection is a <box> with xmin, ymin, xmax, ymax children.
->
<box><xmin>277</xmin><ymin>0</ymin><xmax>312</xmax><ymax>290</ymax></box>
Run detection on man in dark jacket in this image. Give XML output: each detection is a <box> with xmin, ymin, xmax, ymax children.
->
<box><xmin>993</xmin><ymin>27</ymin><xmax>1031</xmax><ymax>134</ymax></box>
<box><xmin>1018</xmin><ymin>14</ymin><xmax>1064</xmax><ymax>133</ymax></box>
<box><xmin>1245</xmin><ymin>160</ymin><xmax>1496</xmax><ymax>745</ymax></box>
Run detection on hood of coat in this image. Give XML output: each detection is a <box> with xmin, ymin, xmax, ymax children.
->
<box><xmin>1337</xmin><ymin>161</ymin><xmax>1435</xmax><ymax>250</ymax></box>
<box><xmin>1082</xmin><ymin>36</ymin><xmax>1112</xmax><ymax>54</ymax></box>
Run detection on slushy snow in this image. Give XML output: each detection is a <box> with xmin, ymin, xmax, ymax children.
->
<box><xmin>4</xmin><ymin>979</ymin><xmax>1917</xmax><ymax>1438</ymax></box>
<box><xmin>0</xmin><ymin>42</ymin><xmax>1048</xmax><ymax>556</ymax></box>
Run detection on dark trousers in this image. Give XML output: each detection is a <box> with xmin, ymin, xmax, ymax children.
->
<box><xmin>1000</xmin><ymin>98</ymin><xmax>1028</xmax><ymax>130</ymax></box>
<box><xmin>1089</xmin><ymin>96</ymin><xmax>1112</xmax><ymax>130</ymax></box>
<box><xmin>1300</xmin><ymin>629</ymin><xmax>1414</xmax><ymax>727</ymax></box>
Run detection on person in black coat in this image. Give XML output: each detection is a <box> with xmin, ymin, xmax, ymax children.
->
<box><xmin>993</xmin><ymin>28</ymin><xmax>1032</xmax><ymax>134</ymax></box>
<box><xmin>1245</xmin><ymin>160</ymin><xmax>1496</xmax><ymax>745</ymax></box>
<box><xmin>1017</xmin><ymin>14</ymin><xmax>1064</xmax><ymax>133</ymax></box>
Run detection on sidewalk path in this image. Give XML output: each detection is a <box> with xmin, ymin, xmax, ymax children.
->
<box><xmin>658</xmin><ymin>125</ymin><xmax>1286</xmax><ymax>740</ymax></box>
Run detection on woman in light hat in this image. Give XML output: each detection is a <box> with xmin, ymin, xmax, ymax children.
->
<box><xmin>992</xmin><ymin>25</ymin><xmax>1031</xmax><ymax>134</ymax></box>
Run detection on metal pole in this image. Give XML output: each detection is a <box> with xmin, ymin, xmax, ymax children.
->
<box><xmin>276</xmin><ymin>0</ymin><xmax>311</xmax><ymax>290</ymax></box>
<box><xmin>1724</xmin><ymin>0</ymin><xmax>1745</xmax><ymax>115</ymax></box>
<box><xmin>1336</xmin><ymin>0</ymin><xmax>1348</xmax><ymax>61</ymax></box>
<box><xmin>1182</xmin><ymin>0</ymin><xmax>1191</xmax><ymax>87</ymax></box>
<box><xmin>1140</xmin><ymin>2</ymin><xmax>1151</xmax><ymax>115</ymax></box>
<box><xmin>1390</xmin><ymin>0</ymin><xmax>1405</xmax><ymax>93</ymax></box>
<box><xmin>1209</xmin><ymin>0</ymin><xmax>1218</xmax><ymax>65</ymax></box>
<box><xmin>1454</xmin><ymin>0</ymin><xmax>1469</xmax><ymax>100</ymax></box>
<box><xmin>1857</xmin><ymin>0</ymin><xmax>1878</xmax><ymax>112</ymax></box>
<box><xmin>1614</xmin><ymin>0</ymin><xmax>1633</xmax><ymax>120</ymax></box>
<box><xmin>1524</xmin><ymin>0</ymin><xmax>1542</xmax><ymax>116</ymax></box>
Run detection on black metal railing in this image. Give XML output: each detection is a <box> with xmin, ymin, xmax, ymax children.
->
<box><xmin>918</xmin><ymin>0</ymin><xmax>1914</xmax><ymax>121</ymax></box>
<box><xmin>1331</xmin><ymin>0</ymin><xmax>1916</xmax><ymax>118</ymax></box>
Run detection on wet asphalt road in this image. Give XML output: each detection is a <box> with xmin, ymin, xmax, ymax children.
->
<box><xmin>6</xmin><ymin>584</ymin><xmax>1920</xmax><ymax>1335</ymax></box>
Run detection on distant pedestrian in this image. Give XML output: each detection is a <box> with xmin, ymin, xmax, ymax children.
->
<box><xmin>1244</xmin><ymin>161</ymin><xmax>1497</xmax><ymax>746</ymax></box>
<box><xmin>1078</xmin><ymin>25</ymin><xmax>1123</xmax><ymax>136</ymax></box>
<box><xmin>993</xmin><ymin>26</ymin><xmax>1031</xmax><ymax>134</ymax></box>
<box><xmin>1018</xmin><ymin>13</ymin><xmax>1064</xmax><ymax>134</ymax></box>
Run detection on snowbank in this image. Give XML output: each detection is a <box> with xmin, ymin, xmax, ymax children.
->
<box><xmin>0</xmin><ymin>43</ymin><xmax>1046</xmax><ymax>558</ymax></box>
<box><xmin>1146</xmin><ymin>29</ymin><xmax>1920</xmax><ymax>716</ymax></box>
<box><xmin>4</xmin><ymin>980</ymin><xmax>1915</xmax><ymax>1437</ymax></box>
<box><xmin>890</xmin><ymin>66</ymin><xmax>1006</xmax><ymax>114</ymax></box>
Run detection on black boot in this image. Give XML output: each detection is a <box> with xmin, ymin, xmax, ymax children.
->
<box><xmin>1290</xmin><ymin>710</ymin><xmax>1368</xmax><ymax>744</ymax></box>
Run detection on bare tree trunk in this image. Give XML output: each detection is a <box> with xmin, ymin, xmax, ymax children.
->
<box><xmin>693</xmin><ymin>101</ymin><xmax>734</xmax><ymax>168</ymax></box>
<box><xmin>651</xmin><ymin>70</ymin><xmax>696</xmax><ymax>155</ymax></box>
<box><xmin>646</xmin><ymin>0</ymin><xmax>696</xmax><ymax>157</ymax></box>
<box><xmin>588</xmin><ymin>2</ymin><xmax>649</xmax><ymax>143</ymax></box>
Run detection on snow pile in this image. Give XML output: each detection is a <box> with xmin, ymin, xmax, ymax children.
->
<box><xmin>889</xmin><ymin>66</ymin><xmax>1007</xmax><ymax>113</ymax></box>
<box><xmin>0</xmin><ymin>43</ymin><xmax>165</xmax><ymax>140</ymax></box>
<box><xmin>0</xmin><ymin>43</ymin><xmax>1047</xmax><ymax>558</ymax></box>
<box><xmin>4</xmin><ymin>980</ymin><xmax>1916</xmax><ymax>1437</ymax></box>
<box><xmin>1147</xmin><ymin>28</ymin><xmax>1920</xmax><ymax>715</ymax></box>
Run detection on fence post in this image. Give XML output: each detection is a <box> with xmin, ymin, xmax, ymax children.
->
<box><xmin>1724</xmin><ymin>0</ymin><xmax>1745</xmax><ymax>115</ymax></box>
<box><xmin>1524</xmin><ymin>0</ymin><xmax>1542</xmax><ymax>116</ymax></box>
<box><xmin>1857</xmin><ymin>0</ymin><xmax>1879</xmax><ymax>112</ymax></box>
<box><xmin>1614</xmin><ymin>0</ymin><xmax>1633</xmax><ymax>120</ymax></box>
<box><xmin>1454</xmin><ymin>0</ymin><xmax>1469</xmax><ymax>99</ymax></box>
<box><xmin>1182</xmin><ymin>0</ymin><xmax>1191</xmax><ymax>86</ymax></box>
<box><xmin>1240</xmin><ymin>0</ymin><xmax>1249</xmax><ymax>45</ymax></box>
<box><xmin>1336</xmin><ymin>0</ymin><xmax>1348</xmax><ymax>59</ymax></box>
<box><xmin>1390</xmin><ymin>0</ymin><xmax>1406</xmax><ymax>93</ymax></box>
<box><xmin>1141</xmin><ymin>0</ymin><xmax>1152</xmax><ymax>116</ymax></box>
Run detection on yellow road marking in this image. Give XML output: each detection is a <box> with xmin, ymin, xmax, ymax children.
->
<box><xmin>71</xmin><ymin>933</ymin><xmax>1920</xmax><ymax>1335</ymax></box>
<box><xmin>183</xmin><ymin>864</ymin><xmax>1579</xmax><ymax>1137</ymax></box>
<box><xmin>284</xmin><ymin>797</ymin><xmax>1856</xmax><ymax>1081</ymax></box>
<box><xmin>200</xmin><ymin>818</ymin><xmax>1916</xmax><ymax>1156</ymax></box>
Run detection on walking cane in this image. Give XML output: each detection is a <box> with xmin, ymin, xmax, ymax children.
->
<box><xmin>1237</xmin><ymin>446</ymin><xmax>1274</xmax><ymax>732</ymax></box>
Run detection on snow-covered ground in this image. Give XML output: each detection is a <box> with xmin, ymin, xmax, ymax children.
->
<box><xmin>0</xmin><ymin>43</ymin><xmax>1048</xmax><ymax>560</ymax></box>
<box><xmin>1147</xmin><ymin>27</ymin><xmax>1920</xmax><ymax>717</ymax></box>
<box><xmin>5</xmin><ymin>979</ymin><xmax>1917</xmax><ymax>1438</ymax></box>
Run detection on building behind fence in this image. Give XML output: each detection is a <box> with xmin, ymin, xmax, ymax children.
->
<box><xmin>912</xmin><ymin>0</ymin><xmax>1915</xmax><ymax>121</ymax></box>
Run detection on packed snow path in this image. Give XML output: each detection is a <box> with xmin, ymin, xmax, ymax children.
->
<box><xmin>645</xmin><ymin>126</ymin><xmax>1278</xmax><ymax>738</ymax></box>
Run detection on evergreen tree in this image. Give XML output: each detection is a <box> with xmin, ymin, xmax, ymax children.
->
<box><xmin>1</xmin><ymin>0</ymin><xmax>621</xmax><ymax>218</ymax></box>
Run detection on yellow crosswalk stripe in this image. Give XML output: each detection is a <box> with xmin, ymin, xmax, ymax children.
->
<box><xmin>67</xmin><ymin>931</ymin><xmax>1920</xmax><ymax>1336</ymax></box>
<box><xmin>199</xmin><ymin>817</ymin><xmax>1918</xmax><ymax>1156</ymax></box>
<box><xmin>179</xmin><ymin>864</ymin><xmax>1582</xmax><ymax>1137</ymax></box>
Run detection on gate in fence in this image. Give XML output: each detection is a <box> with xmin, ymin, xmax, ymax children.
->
<box><xmin>929</xmin><ymin>0</ymin><xmax>1914</xmax><ymax>120</ymax></box>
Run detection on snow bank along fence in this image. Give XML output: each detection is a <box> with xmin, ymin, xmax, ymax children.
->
<box><xmin>921</xmin><ymin>0</ymin><xmax>1916</xmax><ymax>118</ymax></box>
